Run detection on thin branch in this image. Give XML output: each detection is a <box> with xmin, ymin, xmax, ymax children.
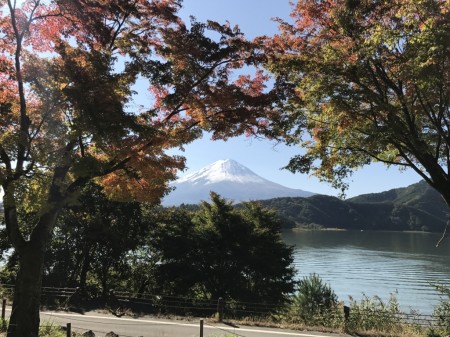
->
<box><xmin>30</xmin><ymin>11</ymin><xmax>64</xmax><ymax>23</ymax></box>
<box><xmin>108</xmin><ymin>11</ymin><xmax>131</xmax><ymax>51</ymax></box>
<box><xmin>396</xmin><ymin>146</ymin><xmax>434</xmax><ymax>186</ymax></box>
<box><xmin>163</xmin><ymin>58</ymin><xmax>236</xmax><ymax>122</ymax></box>
<box><xmin>415</xmin><ymin>85</ymin><xmax>450</xmax><ymax>152</ymax></box>
<box><xmin>0</xmin><ymin>146</ymin><xmax>12</xmax><ymax>173</ymax></box>
<box><xmin>78</xmin><ymin>135</ymin><xmax>85</xmax><ymax>157</ymax></box>
<box><xmin>352</xmin><ymin>147</ymin><xmax>411</xmax><ymax>167</ymax></box>
<box><xmin>7</xmin><ymin>0</ymin><xmax>34</xmax><ymax>175</ymax></box>
<box><xmin>436</xmin><ymin>218</ymin><xmax>449</xmax><ymax>247</ymax></box>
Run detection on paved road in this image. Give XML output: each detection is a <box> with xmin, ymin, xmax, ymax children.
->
<box><xmin>6</xmin><ymin>308</ymin><xmax>349</xmax><ymax>337</ymax></box>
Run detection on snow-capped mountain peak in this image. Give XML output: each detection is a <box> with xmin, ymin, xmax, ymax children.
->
<box><xmin>163</xmin><ymin>159</ymin><xmax>315</xmax><ymax>206</ymax></box>
<box><xmin>177</xmin><ymin>159</ymin><xmax>266</xmax><ymax>185</ymax></box>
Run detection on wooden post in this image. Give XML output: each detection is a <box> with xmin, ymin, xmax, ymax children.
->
<box><xmin>1</xmin><ymin>299</ymin><xmax>5</xmax><ymax>330</ymax></box>
<box><xmin>199</xmin><ymin>319</ymin><xmax>204</xmax><ymax>337</ymax></box>
<box><xmin>66</xmin><ymin>322</ymin><xmax>71</xmax><ymax>337</ymax></box>
<box><xmin>1</xmin><ymin>299</ymin><xmax>5</xmax><ymax>320</ymax></box>
<box><xmin>217</xmin><ymin>297</ymin><xmax>224</xmax><ymax>322</ymax></box>
<box><xmin>344</xmin><ymin>305</ymin><xmax>350</xmax><ymax>322</ymax></box>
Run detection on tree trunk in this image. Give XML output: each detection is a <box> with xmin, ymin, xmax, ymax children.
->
<box><xmin>79</xmin><ymin>243</ymin><xmax>94</xmax><ymax>294</ymax></box>
<box><xmin>100</xmin><ymin>262</ymin><xmax>110</xmax><ymax>297</ymax></box>
<box><xmin>137</xmin><ymin>279</ymin><xmax>150</xmax><ymax>298</ymax></box>
<box><xmin>7</xmin><ymin>242</ymin><xmax>45</xmax><ymax>337</ymax></box>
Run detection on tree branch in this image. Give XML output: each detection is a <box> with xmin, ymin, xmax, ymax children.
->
<box><xmin>436</xmin><ymin>218</ymin><xmax>449</xmax><ymax>247</ymax></box>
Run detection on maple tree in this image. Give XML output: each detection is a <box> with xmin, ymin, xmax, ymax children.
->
<box><xmin>265</xmin><ymin>1</ymin><xmax>450</xmax><ymax>203</ymax></box>
<box><xmin>0</xmin><ymin>0</ymin><xmax>278</xmax><ymax>335</ymax></box>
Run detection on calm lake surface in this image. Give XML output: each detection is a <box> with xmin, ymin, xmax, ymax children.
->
<box><xmin>282</xmin><ymin>230</ymin><xmax>450</xmax><ymax>314</ymax></box>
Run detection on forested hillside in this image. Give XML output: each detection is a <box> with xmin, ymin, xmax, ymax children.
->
<box><xmin>258</xmin><ymin>181</ymin><xmax>449</xmax><ymax>232</ymax></box>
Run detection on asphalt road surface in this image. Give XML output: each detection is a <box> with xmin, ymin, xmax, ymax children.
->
<box><xmin>6</xmin><ymin>308</ymin><xmax>349</xmax><ymax>337</ymax></box>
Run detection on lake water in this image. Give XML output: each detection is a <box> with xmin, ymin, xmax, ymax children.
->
<box><xmin>282</xmin><ymin>230</ymin><xmax>450</xmax><ymax>315</ymax></box>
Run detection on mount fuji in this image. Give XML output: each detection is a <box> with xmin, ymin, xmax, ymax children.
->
<box><xmin>162</xmin><ymin>159</ymin><xmax>315</xmax><ymax>206</ymax></box>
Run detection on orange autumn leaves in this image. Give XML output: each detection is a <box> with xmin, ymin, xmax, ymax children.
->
<box><xmin>5</xmin><ymin>0</ymin><xmax>447</xmax><ymax>203</ymax></box>
<box><xmin>0</xmin><ymin>0</ymin><xmax>278</xmax><ymax>204</ymax></box>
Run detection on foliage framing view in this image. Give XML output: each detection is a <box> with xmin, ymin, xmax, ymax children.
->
<box><xmin>0</xmin><ymin>0</ymin><xmax>279</xmax><ymax>336</ymax></box>
<box><xmin>265</xmin><ymin>0</ymin><xmax>450</xmax><ymax>203</ymax></box>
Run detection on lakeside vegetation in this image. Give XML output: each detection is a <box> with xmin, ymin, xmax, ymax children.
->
<box><xmin>1</xmin><ymin>181</ymin><xmax>448</xmax><ymax>337</ymax></box>
<box><xmin>1</xmin><ymin>184</ymin><xmax>449</xmax><ymax>337</ymax></box>
<box><xmin>0</xmin><ymin>275</ymin><xmax>448</xmax><ymax>337</ymax></box>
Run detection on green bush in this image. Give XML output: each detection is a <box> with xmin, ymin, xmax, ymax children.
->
<box><xmin>286</xmin><ymin>273</ymin><xmax>342</xmax><ymax>327</ymax></box>
<box><xmin>430</xmin><ymin>284</ymin><xmax>450</xmax><ymax>337</ymax></box>
<box><xmin>39</xmin><ymin>322</ymin><xmax>67</xmax><ymax>337</ymax></box>
<box><xmin>345</xmin><ymin>292</ymin><xmax>404</xmax><ymax>334</ymax></box>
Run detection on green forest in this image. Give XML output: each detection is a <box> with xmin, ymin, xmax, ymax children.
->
<box><xmin>259</xmin><ymin>181</ymin><xmax>450</xmax><ymax>233</ymax></box>
<box><xmin>176</xmin><ymin>180</ymin><xmax>450</xmax><ymax>232</ymax></box>
<box><xmin>0</xmin><ymin>185</ymin><xmax>296</xmax><ymax>316</ymax></box>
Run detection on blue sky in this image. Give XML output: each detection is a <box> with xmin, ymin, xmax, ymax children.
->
<box><xmin>166</xmin><ymin>0</ymin><xmax>422</xmax><ymax>198</ymax></box>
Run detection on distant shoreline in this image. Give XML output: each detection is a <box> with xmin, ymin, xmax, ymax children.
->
<box><xmin>286</xmin><ymin>227</ymin><xmax>436</xmax><ymax>234</ymax></box>
<box><xmin>290</xmin><ymin>226</ymin><xmax>347</xmax><ymax>232</ymax></box>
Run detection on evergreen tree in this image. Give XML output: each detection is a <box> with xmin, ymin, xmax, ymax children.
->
<box><xmin>289</xmin><ymin>273</ymin><xmax>339</xmax><ymax>326</ymax></box>
<box><xmin>150</xmin><ymin>193</ymin><xmax>296</xmax><ymax>312</ymax></box>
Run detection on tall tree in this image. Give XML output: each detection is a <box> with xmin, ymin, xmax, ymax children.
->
<box><xmin>150</xmin><ymin>193</ymin><xmax>296</xmax><ymax>310</ymax></box>
<box><xmin>0</xmin><ymin>1</ymin><xmax>277</xmax><ymax>335</ymax></box>
<box><xmin>264</xmin><ymin>1</ymin><xmax>450</xmax><ymax>204</ymax></box>
<box><xmin>43</xmin><ymin>183</ymin><xmax>149</xmax><ymax>295</ymax></box>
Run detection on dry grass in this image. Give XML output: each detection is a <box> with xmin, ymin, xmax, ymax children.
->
<box><xmin>351</xmin><ymin>327</ymin><xmax>425</xmax><ymax>337</ymax></box>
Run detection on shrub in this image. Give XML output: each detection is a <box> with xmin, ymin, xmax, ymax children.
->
<box><xmin>286</xmin><ymin>273</ymin><xmax>341</xmax><ymax>327</ymax></box>
<box><xmin>38</xmin><ymin>322</ymin><xmax>67</xmax><ymax>337</ymax></box>
<box><xmin>345</xmin><ymin>292</ymin><xmax>405</xmax><ymax>334</ymax></box>
<box><xmin>430</xmin><ymin>284</ymin><xmax>450</xmax><ymax>337</ymax></box>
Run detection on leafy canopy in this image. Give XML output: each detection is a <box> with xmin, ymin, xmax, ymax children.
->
<box><xmin>265</xmin><ymin>0</ymin><xmax>450</xmax><ymax>199</ymax></box>
<box><xmin>0</xmin><ymin>0</ymin><xmax>280</xmax><ymax>247</ymax></box>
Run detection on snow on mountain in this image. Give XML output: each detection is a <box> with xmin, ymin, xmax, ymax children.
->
<box><xmin>177</xmin><ymin>159</ymin><xmax>267</xmax><ymax>185</ymax></box>
<box><xmin>162</xmin><ymin>159</ymin><xmax>315</xmax><ymax>206</ymax></box>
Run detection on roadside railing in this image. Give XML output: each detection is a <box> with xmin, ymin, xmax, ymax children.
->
<box><xmin>0</xmin><ymin>284</ymin><xmax>446</xmax><ymax>336</ymax></box>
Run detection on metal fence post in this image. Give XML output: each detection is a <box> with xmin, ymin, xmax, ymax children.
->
<box><xmin>200</xmin><ymin>319</ymin><xmax>204</xmax><ymax>337</ymax></box>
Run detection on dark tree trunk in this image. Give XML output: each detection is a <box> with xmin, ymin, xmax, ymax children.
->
<box><xmin>100</xmin><ymin>262</ymin><xmax>110</xmax><ymax>297</ymax></box>
<box><xmin>137</xmin><ymin>279</ymin><xmax>150</xmax><ymax>298</ymax></box>
<box><xmin>7</xmin><ymin>242</ymin><xmax>45</xmax><ymax>337</ymax></box>
<box><xmin>79</xmin><ymin>244</ymin><xmax>94</xmax><ymax>294</ymax></box>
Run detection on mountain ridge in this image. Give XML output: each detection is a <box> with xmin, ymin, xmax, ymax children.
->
<box><xmin>258</xmin><ymin>181</ymin><xmax>449</xmax><ymax>232</ymax></box>
<box><xmin>162</xmin><ymin>159</ymin><xmax>315</xmax><ymax>206</ymax></box>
